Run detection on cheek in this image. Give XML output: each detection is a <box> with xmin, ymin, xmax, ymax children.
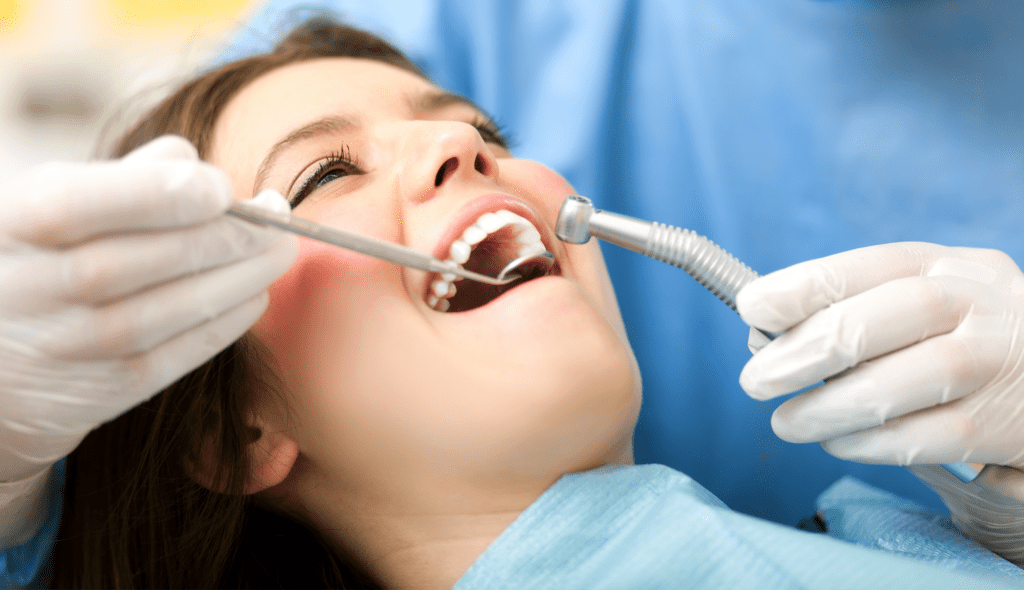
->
<box><xmin>503</xmin><ymin>159</ymin><xmax>576</xmax><ymax>218</ymax></box>
<box><xmin>254</xmin><ymin>197</ymin><xmax>400</xmax><ymax>366</ymax></box>
<box><xmin>256</xmin><ymin>241</ymin><xmax>337</xmax><ymax>356</ymax></box>
<box><xmin>253</xmin><ymin>238</ymin><xmax>381</xmax><ymax>380</ymax></box>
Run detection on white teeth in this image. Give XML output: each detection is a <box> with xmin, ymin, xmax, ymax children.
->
<box><xmin>431</xmin><ymin>280</ymin><xmax>450</xmax><ymax>298</ymax></box>
<box><xmin>497</xmin><ymin>210</ymin><xmax>519</xmax><ymax>224</ymax></box>
<box><xmin>429</xmin><ymin>208</ymin><xmax>549</xmax><ymax>313</ymax></box>
<box><xmin>429</xmin><ymin>279</ymin><xmax>456</xmax><ymax>310</ymax></box>
<box><xmin>449</xmin><ymin>241</ymin><xmax>471</xmax><ymax>264</ymax></box>
<box><xmin>476</xmin><ymin>212</ymin><xmax>506</xmax><ymax>233</ymax></box>
<box><xmin>462</xmin><ymin>225</ymin><xmax>488</xmax><ymax>245</ymax></box>
<box><xmin>518</xmin><ymin>242</ymin><xmax>547</xmax><ymax>258</ymax></box>
<box><xmin>515</xmin><ymin>226</ymin><xmax>542</xmax><ymax>244</ymax></box>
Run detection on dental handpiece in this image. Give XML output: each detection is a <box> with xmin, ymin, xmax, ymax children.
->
<box><xmin>556</xmin><ymin>194</ymin><xmax>758</xmax><ymax>313</ymax></box>
<box><xmin>554</xmin><ymin>194</ymin><xmax>977</xmax><ymax>483</ymax></box>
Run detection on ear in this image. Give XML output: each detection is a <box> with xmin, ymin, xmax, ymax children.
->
<box><xmin>190</xmin><ymin>416</ymin><xmax>300</xmax><ymax>495</ymax></box>
<box><xmin>242</xmin><ymin>423</ymin><xmax>301</xmax><ymax>494</ymax></box>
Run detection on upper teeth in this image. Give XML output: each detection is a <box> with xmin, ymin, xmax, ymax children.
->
<box><xmin>428</xmin><ymin>209</ymin><xmax>547</xmax><ymax>311</ymax></box>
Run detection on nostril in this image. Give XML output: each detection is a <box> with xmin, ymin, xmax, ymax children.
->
<box><xmin>435</xmin><ymin>157</ymin><xmax>458</xmax><ymax>187</ymax></box>
<box><xmin>474</xmin><ymin>154</ymin><xmax>486</xmax><ymax>174</ymax></box>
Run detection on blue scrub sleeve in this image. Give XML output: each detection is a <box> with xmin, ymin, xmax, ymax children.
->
<box><xmin>0</xmin><ymin>458</ymin><xmax>64</xmax><ymax>590</ymax></box>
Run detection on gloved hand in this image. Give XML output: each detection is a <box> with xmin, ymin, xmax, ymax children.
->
<box><xmin>736</xmin><ymin>242</ymin><xmax>1024</xmax><ymax>562</ymax></box>
<box><xmin>736</xmin><ymin>242</ymin><xmax>1024</xmax><ymax>470</ymax></box>
<box><xmin>0</xmin><ymin>135</ymin><xmax>298</xmax><ymax>487</ymax></box>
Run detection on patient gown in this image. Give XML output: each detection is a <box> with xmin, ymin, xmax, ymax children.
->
<box><xmin>453</xmin><ymin>464</ymin><xmax>1024</xmax><ymax>589</ymax></box>
<box><xmin>4</xmin><ymin>461</ymin><xmax>1023</xmax><ymax>588</ymax></box>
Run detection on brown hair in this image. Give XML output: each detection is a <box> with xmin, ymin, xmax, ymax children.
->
<box><xmin>51</xmin><ymin>19</ymin><xmax>425</xmax><ymax>589</ymax></box>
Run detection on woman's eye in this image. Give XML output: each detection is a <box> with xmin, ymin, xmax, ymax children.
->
<box><xmin>313</xmin><ymin>168</ymin><xmax>350</xmax><ymax>189</ymax></box>
<box><xmin>291</xmin><ymin>148</ymin><xmax>362</xmax><ymax>207</ymax></box>
<box><xmin>472</xmin><ymin>119</ymin><xmax>511</xmax><ymax>151</ymax></box>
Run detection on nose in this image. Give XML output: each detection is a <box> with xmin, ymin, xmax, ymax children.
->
<box><xmin>397</xmin><ymin>121</ymin><xmax>499</xmax><ymax>204</ymax></box>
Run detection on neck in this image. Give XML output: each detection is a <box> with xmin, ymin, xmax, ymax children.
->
<box><xmin>372</xmin><ymin>506</ymin><xmax>527</xmax><ymax>590</ymax></box>
<box><xmin>293</xmin><ymin>441</ymin><xmax>635</xmax><ymax>589</ymax></box>
<box><xmin>307</xmin><ymin>472</ymin><xmax>558</xmax><ymax>590</ymax></box>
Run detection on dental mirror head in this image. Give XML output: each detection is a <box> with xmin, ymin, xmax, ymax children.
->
<box><xmin>495</xmin><ymin>251</ymin><xmax>555</xmax><ymax>282</ymax></box>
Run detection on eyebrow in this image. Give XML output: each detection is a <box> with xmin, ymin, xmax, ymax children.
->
<box><xmin>254</xmin><ymin>115</ymin><xmax>359</xmax><ymax>193</ymax></box>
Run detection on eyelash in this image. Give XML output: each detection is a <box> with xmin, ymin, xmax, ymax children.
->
<box><xmin>472</xmin><ymin>117</ymin><xmax>512</xmax><ymax>151</ymax></box>
<box><xmin>289</xmin><ymin>119</ymin><xmax>512</xmax><ymax>208</ymax></box>
<box><xmin>291</xmin><ymin>145</ymin><xmax>360</xmax><ymax>207</ymax></box>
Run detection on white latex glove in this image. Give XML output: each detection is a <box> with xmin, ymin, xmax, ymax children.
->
<box><xmin>736</xmin><ymin>242</ymin><xmax>1024</xmax><ymax>468</ymax></box>
<box><xmin>0</xmin><ymin>136</ymin><xmax>297</xmax><ymax>546</ymax></box>
<box><xmin>736</xmin><ymin>242</ymin><xmax>1024</xmax><ymax>562</ymax></box>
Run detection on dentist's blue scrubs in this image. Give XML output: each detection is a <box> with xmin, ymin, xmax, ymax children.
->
<box><xmin>220</xmin><ymin>0</ymin><xmax>1024</xmax><ymax>525</ymax></box>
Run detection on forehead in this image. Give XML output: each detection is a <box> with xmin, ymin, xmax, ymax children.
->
<box><xmin>210</xmin><ymin>57</ymin><xmax>438</xmax><ymax>187</ymax></box>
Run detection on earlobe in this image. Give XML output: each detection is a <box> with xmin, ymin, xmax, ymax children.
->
<box><xmin>243</xmin><ymin>428</ymin><xmax>300</xmax><ymax>494</ymax></box>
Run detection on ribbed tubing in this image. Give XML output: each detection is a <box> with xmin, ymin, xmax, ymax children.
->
<box><xmin>643</xmin><ymin>222</ymin><xmax>758</xmax><ymax>312</ymax></box>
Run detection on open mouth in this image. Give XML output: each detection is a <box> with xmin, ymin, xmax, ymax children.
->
<box><xmin>426</xmin><ymin>209</ymin><xmax>559</xmax><ymax>312</ymax></box>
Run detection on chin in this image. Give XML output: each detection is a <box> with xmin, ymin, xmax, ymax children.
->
<box><xmin>482</xmin><ymin>309</ymin><xmax>641</xmax><ymax>480</ymax></box>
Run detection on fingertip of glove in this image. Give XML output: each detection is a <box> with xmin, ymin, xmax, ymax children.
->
<box><xmin>738</xmin><ymin>270</ymin><xmax>828</xmax><ymax>333</ymax></box>
<box><xmin>249</xmin><ymin>189</ymin><xmax>292</xmax><ymax>216</ymax></box>
<box><xmin>770</xmin><ymin>403</ymin><xmax>823</xmax><ymax>444</ymax></box>
<box><xmin>738</xmin><ymin>360</ymin><xmax>771</xmax><ymax>401</ymax></box>
<box><xmin>137</xmin><ymin>159</ymin><xmax>233</xmax><ymax>221</ymax></box>
<box><xmin>181</xmin><ymin>163</ymin><xmax>235</xmax><ymax>215</ymax></box>
<box><xmin>737</xmin><ymin>279</ymin><xmax>790</xmax><ymax>333</ymax></box>
<box><xmin>739</xmin><ymin>354</ymin><xmax>800</xmax><ymax>403</ymax></box>
<box><xmin>769</xmin><ymin>409</ymin><xmax>799</xmax><ymax>442</ymax></box>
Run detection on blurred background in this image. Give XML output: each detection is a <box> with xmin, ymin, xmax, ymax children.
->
<box><xmin>0</xmin><ymin>0</ymin><xmax>260</xmax><ymax>180</ymax></box>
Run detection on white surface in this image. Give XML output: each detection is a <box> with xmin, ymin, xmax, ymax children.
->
<box><xmin>737</xmin><ymin>243</ymin><xmax>1024</xmax><ymax>471</ymax></box>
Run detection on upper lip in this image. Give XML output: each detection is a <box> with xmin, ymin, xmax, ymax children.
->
<box><xmin>421</xmin><ymin>192</ymin><xmax>561</xmax><ymax>300</ymax></box>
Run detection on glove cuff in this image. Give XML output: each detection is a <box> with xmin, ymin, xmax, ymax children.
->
<box><xmin>910</xmin><ymin>464</ymin><xmax>1024</xmax><ymax>567</ymax></box>
<box><xmin>0</xmin><ymin>464</ymin><xmax>54</xmax><ymax>550</ymax></box>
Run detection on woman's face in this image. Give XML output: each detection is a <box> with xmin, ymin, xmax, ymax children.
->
<box><xmin>209</xmin><ymin>57</ymin><xmax>640</xmax><ymax>502</ymax></box>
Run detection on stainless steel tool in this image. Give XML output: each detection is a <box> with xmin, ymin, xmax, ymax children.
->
<box><xmin>228</xmin><ymin>201</ymin><xmax>553</xmax><ymax>285</ymax></box>
<box><xmin>556</xmin><ymin>194</ymin><xmax>758</xmax><ymax>312</ymax></box>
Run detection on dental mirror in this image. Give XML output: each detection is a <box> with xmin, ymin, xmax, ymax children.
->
<box><xmin>495</xmin><ymin>251</ymin><xmax>555</xmax><ymax>282</ymax></box>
